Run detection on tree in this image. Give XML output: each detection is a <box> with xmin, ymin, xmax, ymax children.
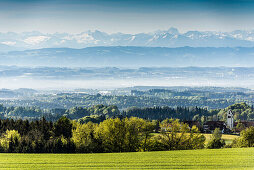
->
<box><xmin>186</xmin><ymin>125</ymin><xmax>206</xmax><ymax>149</ymax></box>
<box><xmin>0</xmin><ymin>130</ymin><xmax>21</xmax><ymax>152</ymax></box>
<box><xmin>94</xmin><ymin>117</ymin><xmax>155</xmax><ymax>152</ymax></box>
<box><xmin>140</xmin><ymin>120</ymin><xmax>155</xmax><ymax>151</ymax></box>
<box><xmin>234</xmin><ymin>127</ymin><xmax>254</xmax><ymax>147</ymax></box>
<box><xmin>95</xmin><ymin>118</ymin><xmax>126</xmax><ymax>152</ymax></box>
<box><xmin>72</xmin><ymin>121</ymin><xmax>98</xmax><ymax>152</ymax></box>
<box><xmin>53</xmin><ymin>116</ymin><xmax>73</xmax><ymax>138</ymax></box>
<box><xmin>235</xmin><ymin>123</ymin><xmax>245</xmax><ymax>132</ymax></box>
<box><xmin>159</xmin><ymin>119</ymin><xmax>205</xmax><ymax>150</ymax></box>
<box><xmin>207</xmin><ymin>128</ymin><xmax>225</xmax><ymax>149</ymax></box>
<box><xmin>123</xmin><ymin>117</ymin><xmax>154</xmax><ymax>152</ymax></box>
<box><xmin>192</xmin><ymin>114</ymin><xmax>200</xmax><ymax>121</ymax></box>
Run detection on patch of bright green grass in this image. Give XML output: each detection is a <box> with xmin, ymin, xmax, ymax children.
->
<box><xmin>0</xmin><ymin>148</ymin><xmax>253</xmax><ymax>169</ymax></box>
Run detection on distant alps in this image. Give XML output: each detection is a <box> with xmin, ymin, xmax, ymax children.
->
<box><xmin>2</xmin><ymin>28</ymin><xmax>254</xmax><ymax>51</ymax></box>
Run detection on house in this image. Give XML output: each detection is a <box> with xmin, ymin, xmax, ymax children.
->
<box><xmin>203</xmin><ymin>121</ymin><xmax>227</xmax><ymax>133</ymax></box>
<box><xmin>183</xmin><ymin>121</ymin><xmax>202</xmax><ymax>129</ymax></box>
<box><xmin>234</xmin><ymin>121</ymin><xmax>254</xmax><ymax>130</ymax></box>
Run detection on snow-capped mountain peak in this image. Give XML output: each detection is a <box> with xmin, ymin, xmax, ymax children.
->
<box><xmin>1</xmin><ymin>28</ymin><xmax>254</xmax><ymax>51</ymax></box>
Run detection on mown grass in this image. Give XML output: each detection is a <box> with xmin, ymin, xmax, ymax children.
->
<box><xmin>0</xmin><ymin>148</ymin><xmax>253</xmax><ymax>169</ymax></box>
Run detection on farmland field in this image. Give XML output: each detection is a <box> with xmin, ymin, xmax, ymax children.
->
<box><xmin>0</xmin><ymin>148</ymin><xmax>253</xmax><ymax>169</ymax></box>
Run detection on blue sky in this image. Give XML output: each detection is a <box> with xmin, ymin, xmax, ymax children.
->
<box><xmin>0</xmin><ymin>0</ymin><xmax>254</xmax><ymax>33</ymax></box>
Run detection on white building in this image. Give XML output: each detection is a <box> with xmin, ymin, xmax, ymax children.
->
<box><xmin>227</xmin><ymin>109</ymin><xmax>234</xmax><ymax>129</ymax></box>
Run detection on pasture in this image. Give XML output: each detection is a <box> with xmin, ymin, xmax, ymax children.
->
<box><xmin>203</xmin><ymin>133</ymin><xmax>239</xmax><ymax>144</ymax></box>
<box><xmin>151</xmin><ymin>133</ymin><xmax>239</xmax><ymax>145</ymax></box>
<box><xmin>0</xmin><ymin>148</ymin><xmax>253</xmax><ymax>169</ymax></box>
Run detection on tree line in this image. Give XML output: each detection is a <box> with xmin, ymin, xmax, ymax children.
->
<box><xmin>0</xmin><ymin>104</ymin><xmax>218</xmax><ymax>122</ymax></box>
<box><xmin>0</xmin><ymin>102</ymin><xmax>253</xmax><ymax>123</ymax></box>
<box><xmin>1</xmin><ymin>90</ymin><xmax>252</xmax><ymax>111</ymax></box>
<box><xmin>0</xmin><ymin>116</ymin><xmax>253</xmax><ymax>153</ymax></box>
<box><xmin>0</xmin><ymin>117</ymin><xmax>206</xmax><ymax>153</ymax></box>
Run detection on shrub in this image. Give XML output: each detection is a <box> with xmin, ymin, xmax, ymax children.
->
<box><xmin>233</xmin><ymin>127</ymin><xmax>254</xmax><ymax>147</ymax></box>
<box><xmin>207</xmin><ymin>128</ymin><xmax>225</xmax><ymax>149</ymax></box>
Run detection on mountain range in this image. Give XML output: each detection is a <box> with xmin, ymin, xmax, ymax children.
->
<box><xmin>2</xmin><ymin>28</ymin><xmax>254</xmax><ymax>51</ymax></box>
<box><xmin>1</xmin><ymin>65</ymin><xmax>253</xmax><ymax>80</ymax></box>
<box><xmin>0</xmin><ymin>65</ymin><xmax>253</xmax><ymax>89</ymax></box>
<box><xmin>1</xmin><ymin>46</ymin><xmax>254</xmax><ymax>67</ymax></box>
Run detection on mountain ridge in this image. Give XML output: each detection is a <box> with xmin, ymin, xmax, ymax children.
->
<box><xmin>2</xmin><ymin>28</ymin><xmax>254</xmax><ymax>51</ymax></box>
<box><xmin>1</xmin><ymin>46</ymin><xmax>254</xmax><ymax>67</ymax></box>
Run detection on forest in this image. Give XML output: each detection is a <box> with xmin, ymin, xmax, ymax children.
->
<box><xmin>0</xmin><ymin>115</ymin><xmax>253</xmax><ymax>153</ymax></box>
<box><xmin>0</xmin><ymin>94</ymin><xmax>253</xmax><ymax>153</ymax></box>
<box><xmin>0</xmin><ymin>102</ymin><xmax>253</xmax><ymax>123</ymax></box>
<box><xmin>0</xmin><ymin>87</ymin><xmax>253</xmax><ymax>110</ymax></box>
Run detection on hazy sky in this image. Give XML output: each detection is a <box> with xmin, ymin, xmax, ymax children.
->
<box><xmin>1</xmin><ymin>0</ymin><xmax>254</xmax><ymax>34</ymax></box>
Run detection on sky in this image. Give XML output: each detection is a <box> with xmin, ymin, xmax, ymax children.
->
<box><xmin>0</xmin><ymin>0</ymin><xmax>254</xmax><ymax>34</ymax></box>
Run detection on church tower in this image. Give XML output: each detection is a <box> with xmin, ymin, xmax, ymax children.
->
<box><xmin>227</xmin><ymin>109</ymin><xmax>234</xmax><ymax>129</ymax></box>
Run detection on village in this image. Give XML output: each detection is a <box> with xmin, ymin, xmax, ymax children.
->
<box><xmin>184</xmin><ymin>109</ymin><xmax>254</xmax><ymax>134</ymax></box>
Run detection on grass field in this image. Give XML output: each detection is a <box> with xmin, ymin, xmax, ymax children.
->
<box><xmin>151</xmin><ymin>133</ymin><xmax>239</xmax><ymax>145</ymax></box>
<box><xmin>0</xmin><ymin>148</ymin><xmax>253</xmax><ymax>169</ymax></box>
<box><xmin>203</xmin><ymin>134</ymin><xmax>239</xmax><ymax>145</ymax></box>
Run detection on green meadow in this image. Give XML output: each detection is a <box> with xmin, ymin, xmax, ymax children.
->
<box><xmin>203</xmin><ymin>133</ymin><xmax>239</xmax><ymax>145</ymax></box>
<box><xmin>151</xmin><ymin>133</ymin><xmax>240</xmax><ymax>145</ymax></box>
<box><xmin>0</xmin><ymin>148</ymin><xmax>253</xmax><ymax>169</ymax></box>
